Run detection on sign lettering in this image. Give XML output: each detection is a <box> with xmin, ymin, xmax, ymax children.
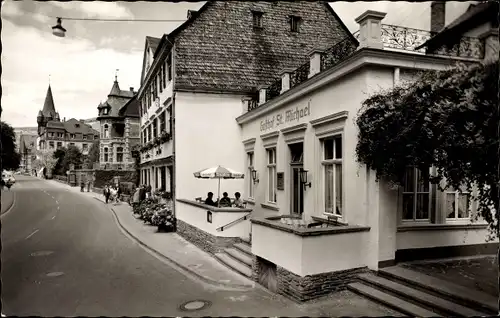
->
<box><xmin>260</xmin><ymin>100</ymin><xmax>311</xmax><ymax>132</ymax></box>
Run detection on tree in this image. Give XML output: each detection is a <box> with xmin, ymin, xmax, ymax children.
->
<box><xmin>53</xmin><ymin>147</ymin><xmax>67</xmax><ymax>175</ymax></box>
<box><xmin>355</xmin><ymin>60</ymin><xmax>499</xmax><ymax>240</ymax></box>
<box><xmin>88</xmin><ymin>140</ymin><xmax>100</xmax><ymax>165</ymax></box>
<box><xmin>0</xmin><ymin>121</ymin><xmax>21</xmax><ymax>171</ymax></box>
<box><xmin>61</xmin><ymin>145</ymin><xmax>83</xmax><ymax>172</ymax></box>
<box><xmin>33</xmin><ymin>149</ymin><xmax>57</xmax><ymax>176</ymax></box>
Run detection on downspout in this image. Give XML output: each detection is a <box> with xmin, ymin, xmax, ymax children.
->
<box><xmin>171</xmin><ymin>41</ymin><xmax>177</xmax><ymax>224</ymax></box>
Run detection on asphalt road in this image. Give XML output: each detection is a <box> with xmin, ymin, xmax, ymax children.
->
<box><xmin>1</xmin><ymin>176</ymin><xmax>398</xmax><ymax>317</ymax></box>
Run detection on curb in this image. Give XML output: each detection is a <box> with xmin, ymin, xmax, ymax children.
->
<box><xmin>0</xmin><ymin>191</ymin><xmax>16</xmax><ymax>218</ymax></box>
<box><xmin>107</xmin><ymin>205</ymin><xmax>254</xmax><ymax>290</ymax></box>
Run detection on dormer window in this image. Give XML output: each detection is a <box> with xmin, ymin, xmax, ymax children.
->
<box><xmin>290</xmin><ymin>15</ymin><xmax>301</xmax><ymax>32</ymax></box>
<box><xmin>103</xmin><ymin>108</ymin><xmax>109</xmax><ymax>115</ymax></box>
<box><xmin>252</xmin><ymin>11</ymin><xmax>263</xmax><ymax>29</ymax></box>
<box><xmin>75</xmin><ymin>124</ymin><xmax>80</xmax><ymax>128</ymax></box>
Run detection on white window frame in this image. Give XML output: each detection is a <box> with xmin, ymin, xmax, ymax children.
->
<box><xmin>247</xmin><ymin>152</ymin><xmax>254</xmax><ymax>199</ymax></box>
<box><xmin>116</xmin><ymin>147</ymin><xmax>124</xmax><ymax>162</ymax></box>
<box><xmin>321</xmin><ymin>135</ymin><xmax>343</xmax><ymax>218</ymax></box>
<box><xmin>401</xmin><ymin>166</ymin><xmax>432</xmax><ymax>223</ymax></box>
<box><xmin>266</xmin><ymin>147</ymin><xmax>277</xmax><ymax>203</ymax></box>
<box><xmin>445</xmin><ymin>186</ymin><xmax>472</xmax><ymax>222</ymax></box>
<box><xmin>103</xmin><ymin>124</ymin><xmax>109</xmax><ymax>139</ymax></box>
<box><xmin>104</xmin><ymin>147</ymin><xmax>109</xmax><ymax>162</ymax></box>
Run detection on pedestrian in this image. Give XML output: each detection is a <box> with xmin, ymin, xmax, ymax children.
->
<box><xmin>116</xmin><ymin>185</ymin><xmax>122</xmax><ymax>203</ymax></box>
<box><xmin>80</xmin><ymin>180</ymin><xmax>85</xmax><ymax>192</ymax></box>
<box><xmin>104</xmin><ymin>185</ymin><xmax>111</xmax><ymax>204</ymax></box>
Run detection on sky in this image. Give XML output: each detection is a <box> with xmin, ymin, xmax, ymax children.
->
<box><xmin>1</xmin><ymin>1</ymin><xmax>475</xmax><ymax>128</ymax></box>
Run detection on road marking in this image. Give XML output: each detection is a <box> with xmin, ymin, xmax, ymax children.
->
<box><xmin>26</xmin><ymin>229</ymin><xmax>39</xmax><ymax>240</ymax></box>
<box><xmin>46</xmin><ymin>271</ymin><xmax>64</xmax><ymax>277</ymax></box>
<box><xmin>51</xmin><ymin>216</ymin><xmax>56</xmax><ymax>219</ymax></box>
<box><xmin>55</xmin><ymin>201</ymin><xmax>59</xmax><ymax>205</ymax></box>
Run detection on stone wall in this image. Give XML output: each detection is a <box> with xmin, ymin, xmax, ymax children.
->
<box><xmin>252</xmin><ymin>255</ymin><xmax>368</xmax><ymax>302</ymax></box>
<box><xmin>176</xmin><ymin>219</ymin><xmax>241</xmax><ymax>254</ymax></box>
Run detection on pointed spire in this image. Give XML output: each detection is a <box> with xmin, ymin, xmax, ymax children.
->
<box><xmin>109</xmin><ymin>71</ymin><xmax>121</xmax><ymax>96</ymax></box>
<box><xmin>42</xmin><ymin>85</ymin><xmax>56</xmax><ymax>118</ymax></box>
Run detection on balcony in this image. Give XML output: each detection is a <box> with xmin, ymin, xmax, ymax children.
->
<box><xmin>246</xmin><ymin>23</ymin><xmax>485</xmax><ymax>113</ymax></box>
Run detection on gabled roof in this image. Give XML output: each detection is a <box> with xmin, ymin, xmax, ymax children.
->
<box><xmin>63</xmin><ymin>118</ymin><xmax>99</xmax><ymax>135</ymax></box>
<box><xmin>417</xmin><ymin>1</ymin><xmax>499</xmax><ymax>49</ymax></box>
<box><xmin>161</xmin><ymin>1</ymin><xmax>358</xmax><ymax>93</ymax></box>
<box><xmin>98</xmin><ymin>79</ymin><xmax>136</xmax><ymax>119</ymax></box>
<box><xmin>119</xmin><ymin>95</ymin><xmax>140</xmax><ymax>118</ymax></box>
<box><xmin>42</xmin><ymin>85</ymin><xmax>57</xmax><ymax>118</ymax></box>
<box><xmin>140</xmin><ymin>36</ymin><xmax>162</xmax><ymax>85</ymax></box>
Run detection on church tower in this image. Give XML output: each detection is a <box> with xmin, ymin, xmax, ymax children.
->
<box><xmin>37</xmin><ymin>84</ymin><xmax>60</xmax><ymax>135</ymax></box>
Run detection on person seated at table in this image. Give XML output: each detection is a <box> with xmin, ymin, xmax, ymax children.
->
<box><xmin>233</xmin><ymin>192</ymin><xmax>244</xmax><ymax>208</ymax></box>
<box><xmin>219</xmin><ymin>192</ymin><xmax>232</xmax><ymax>207</ymax></box>
<box><xmin>204</xmin><ymin>192</ymin><xmax>217</xmax><ymax>206</ymax></box>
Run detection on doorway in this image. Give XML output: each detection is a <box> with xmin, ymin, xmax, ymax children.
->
<box><xmin>160</xmin><ymin>166</ymin><xmax>166</xmax><ymax>191</ymax></box>
<box><xmin>289</xmin><ymin>142</ymin><xmax>304</xmax><ymax>215</ymax></box>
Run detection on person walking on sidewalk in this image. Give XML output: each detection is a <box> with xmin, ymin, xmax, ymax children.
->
<box><xmin>104</xmin><ymin>185</ymin><xmax>111</xmax><ymax>204</ymax></box>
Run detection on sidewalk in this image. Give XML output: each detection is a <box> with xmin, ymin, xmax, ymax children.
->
<box><xmin>1</xmin><ymin>189</ymin><xmax>15</xmax><ymax>215</ymax></box>
<box><xmin>46</xmin><ymin>180</ymin><xmax>255</xmax><ymax>290</ymax></box>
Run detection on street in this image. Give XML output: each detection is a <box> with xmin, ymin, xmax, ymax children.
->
<box><xmin>1</xmin><ymin>176</ymin><xmax>398</xmax><ymax>317</ymax></box>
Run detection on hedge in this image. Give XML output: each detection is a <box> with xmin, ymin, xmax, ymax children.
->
<box><xmin>94</xmin><ymin>170</ymin><xmax>138</xmax><ymax>189</ymax></box>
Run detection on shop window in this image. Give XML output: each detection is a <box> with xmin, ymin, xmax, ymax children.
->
<box><xmin>402</xmin><ymin>166</ymin><xmax>431</xmax><ymax>221</ymax></box>
<box><xmin>247</xmin><ymin>152</ymin><xmax>254</xmax><ymax>199</ymax></box>
<box><xmin>104</xmin><ymin>147</ymin><xmax>109</xmax><ymax>162</ymax></box>
<box><xmin>267</xmin><ymin>148</ymin><xmax>277</xmax><ymax>203</ymax></box>
<box><xmin>116</xmin><ymin>147</ymin><xmax>124</xmax><ymax>162</ymax></box>
<box><xmin>322</xmin><ymin>135</ymin><xmax>342</xmax><ymax>216</ymax></box>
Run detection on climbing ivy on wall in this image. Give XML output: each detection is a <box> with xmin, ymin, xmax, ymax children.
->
<box><xmin>355</xmin><ymin>60</ymin><xmax>499</xmax><ymax>239</ymax></box>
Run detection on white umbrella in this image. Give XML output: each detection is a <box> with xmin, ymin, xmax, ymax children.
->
<box><xmin>193</xmin><ymin>165</ymin><xmax>244</xmax><ymax>207</ymax></box>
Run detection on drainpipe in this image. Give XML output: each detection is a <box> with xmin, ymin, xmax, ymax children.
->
<box><xmin>171</xmin><ymin>41</ymin><xmax>177</xmax><ymax>225</ymax></box>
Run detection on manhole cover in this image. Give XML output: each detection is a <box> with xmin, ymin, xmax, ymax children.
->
<box><xmin>179</xmin><ymin>300</ymin><xmax>211</xmax><ymax>312</ymax></box>
<box><xmin>46</xmin><ymin>272</ymin><xmax>64</xmax><ymax>277</ymax></box>
<box><xmin>30</xmin><ymin>251</ymin><xmax>54</xmax><ymax>257</ymax></box>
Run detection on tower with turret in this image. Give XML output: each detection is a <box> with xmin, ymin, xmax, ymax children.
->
<box><xmin>37</xmin><ymin>85</ymin><xmax>60</xmax><ymax>136</ymax></box>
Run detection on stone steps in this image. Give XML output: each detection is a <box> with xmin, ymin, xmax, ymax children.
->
<box><xmin>379</xmin><ymin>266</ymin><xmax>498</xmax><ymax>314</ymax></box>
<box><xmin>349</xmin><ymin>271</ymin><xmax>491</xmax><ymax>317</ymax></box>
<box><xmin>233</xmin><ymin>242</ymin><xmax>252</xmax><ymax>256</ymax></box>
<box><xmin>214</xmin><ymin>238</ymin><xmax>253</xmax><ymax>279</ymax></box>
<box><xmin>214</xmin><ymin>252</ymin><xmax>252</xmax><ymax>278</ymax></box>
<box><xmin>348</xmin><ymin>282</ymin><xmax>438</xmax><ymax>317</ymax></box>
<box><xmin>225</xmin><ymin>247</ymin><xmax>253</xmax><ymax>267</ymax></box>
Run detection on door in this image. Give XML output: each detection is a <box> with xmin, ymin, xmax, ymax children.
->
<box><xmin>289</xmin><ymin>142</ymin><xmax>304</xmax><ymax>215</ymax></box>
<box><xmin>160</xmin><ymin>166</ymin><xmax>166</xmax><ymax>191</ymax></box>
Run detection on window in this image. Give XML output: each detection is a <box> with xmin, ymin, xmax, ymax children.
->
<box><xmin>290</xmin><ymin>16</ymin><xmax>301</xmax><ymax>32</ymax></box>
<box><xmin>159</xmin><ymin>67</ymin><xmax>164</xmax><ymax>93</ymax></box>
<box><xmin>104</xmin><ymin>147</ymin><xmax>109</xmax><ymax>162</ymax></box>
<box><xmin>57</xmin><ymin>142</ymin><xmax>62</xmax><ymax>149</ymax></box>
<box><xmin>252</xmin><ymin>11</ymin><xmax>263</xmax><ymax>28</ymax></box>
<box><xmin>49</xmin><ymin>141</ymin><xmax>55</xmax><ymax>149</ymax></box>
<box><xmin>142</xmin><ymin>130</ymin><xmax>147</xmax><ymax>144</ymax></box>
<box><xmin>103</xmin><ymin>108</ymin><xmax>108</xmax><ymax>115</ymax></box>
<box><xmin>248</xmin><ymin>152</ymin><xmax>254</xmax><ymax>198</ymax></box>
<box><xmin>322</xmin><ymin>136</ymin><xmax>343</xmax><ymax>216</ymax></box>
<box><xmin>153</xmin><ymin>77</ymin><xmax>158</xmax><ymax>99</ymax></box>
<box><xmin>69</xmin><ymin>143</ymin><xmax>75</xmax><ymax>146</ymax></box>
<box><xmin>83</xmin><ymin>135</ymin><xmax>87</xmax><ymax>140</ymax></box>
<box><xmin>83</xmin><ymin>143</ymin><xmax>88</xmax><ymax>152</ymax></box>
<box><xmin>103</xmin><ymin>124</ymin><xmax>109</xmax><ymax>138</ymax></box>
<box><xmin>70</xmin><ymin>134</ymin><xmax>75</xmax><ymax>139</ymax></box>
<box><xmin>162</xmin><ymin>63</ymin><xmax>166</xmax><ymax>88</ymax></box>
<box><xmin>402</xmin><ymin>167</ymin><xmax>431</xmax><ymax>221</ymax></box>
<box><xmin>446</xmin><ymin>187</ymin><xmax>471</xmax><ymax>220</ymax></box>
<box><xmin>159</xmin><ymin>111</ymin><xmax>166</xmax><ymax>132</ymax></box>
<box><xmin>116</xmin><ymin>147</ymin><xmax>123</xmax><ymax>162</ymax></box>
<box><xmin>75</xmin><ymin>124</ymin><xmax>80</xmax><ymax>128</ymax></box>
<box><xmin>267</xmin><ymin>148</ymin><xmax>277</xmax><ymax>203</ymax></box>
<box><xmin>147</xmin><ymin>125</ymin><xmax>152</xmax><ymax>141</ymax></box>
<box><xmin>167</xmin><ymin>54</ymin><xmax>172</xmax><ymax>81</ymax></box>
<box><xmin>49</xmin><ymin>132</ymin><xmax>54</xmax><ymax>137</ymax></box>
<box><xmin>153</xmin><ymin>118</ymin><xmax>158</xmax><ymax>138</ymax></box>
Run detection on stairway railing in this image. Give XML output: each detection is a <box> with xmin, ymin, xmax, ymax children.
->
<box><xmin>216</xmin><ymin>213</ymin><xmax>251</xmax><ymax>232</ymax></box>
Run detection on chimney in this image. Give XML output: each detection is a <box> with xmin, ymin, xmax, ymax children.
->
<box><xmin>187</xmin><ymin>10</ymin><xmax>197</xmax><ymax>20</ymax></box>
<box><xmin>430</xmin><ymin>1</ymin><xmax>446</xmax><ymax>33</ymax></box>
<box><xmin>130</xmin><ymin>87</ymin><xmax>134</xmax><ymax>92</ymax></box>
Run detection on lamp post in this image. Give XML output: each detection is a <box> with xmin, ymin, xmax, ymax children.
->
<box><xmin>50</xmin><ymin>17</ymin><xmax>186</xmax><ymax>38</ymax></box>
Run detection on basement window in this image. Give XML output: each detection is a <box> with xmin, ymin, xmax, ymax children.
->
<box><xmin>252</xmin><ymin>11</ymin><xmax>263</xmax><ymax>29</ymax></box>
<box><xmin>290</xmin><ymin>16</ymin><xmax>301</xmax><ymax>33</ymax></box>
